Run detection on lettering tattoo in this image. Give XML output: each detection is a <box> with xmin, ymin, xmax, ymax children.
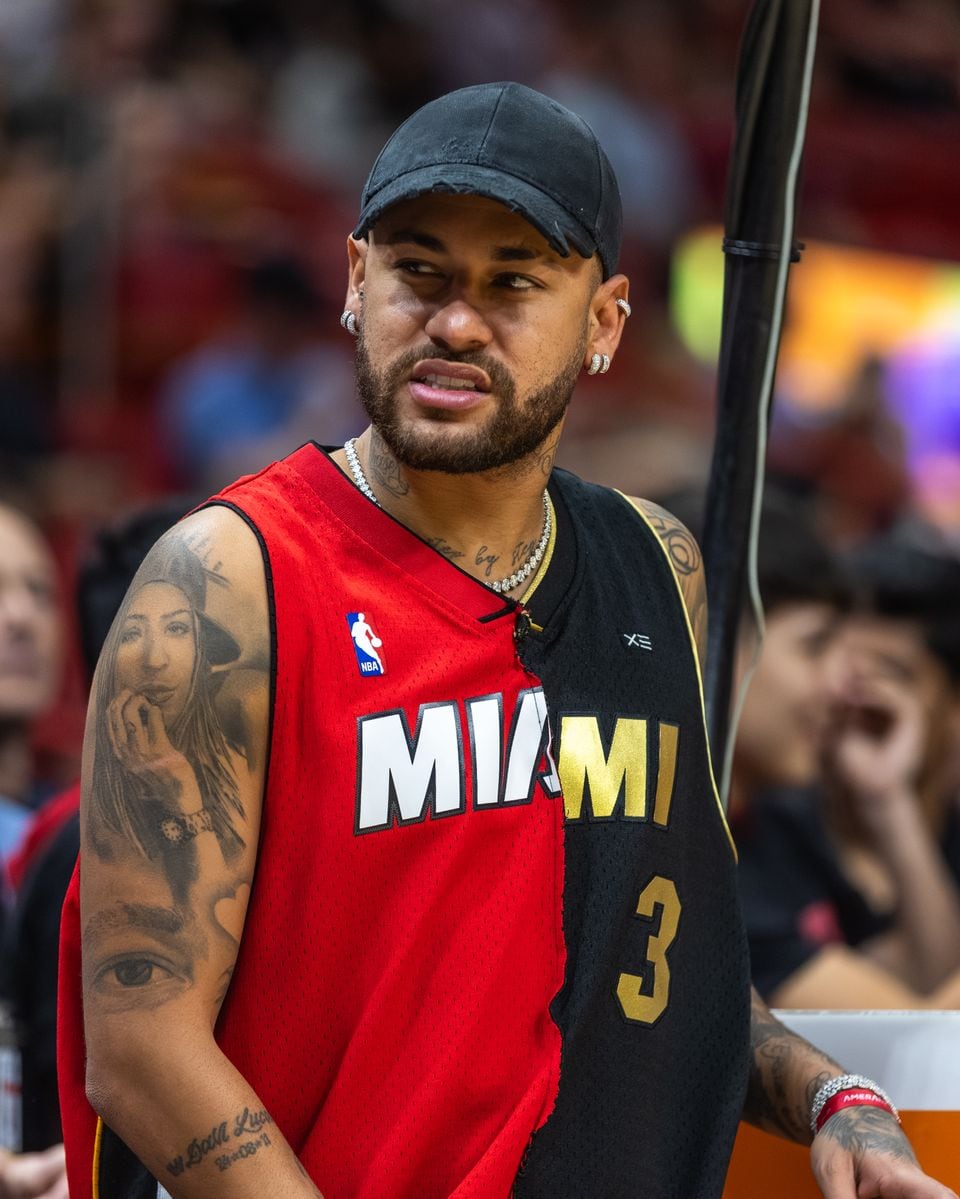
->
<box><xmin>369</xmin><ymin>430</ymin><xmax>410</xmax><ymax>497</ymax></box>
<box><xmin>425</xmin><ymin>536</ymin><xmax>465</xmax><ymax>562</ymax></box>
<box><xmin>167</xmin><ymin>1108</ymin><xmax>275</xmax><ymax>1177</ymax></box>
<box><xmin>475</xmin><ymin>546</ymin><xmax>500</xmax><ymax>578</ymax></box>
<box><xmin>511</xmin><ymin>538</ymin><xmax>538</xmax><ymax>568</ymax></box>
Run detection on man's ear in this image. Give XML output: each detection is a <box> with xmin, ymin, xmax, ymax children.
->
<box><xmin>583</xmin><ymin>273</ymin><xmax>630</xmax><ymax>372</ymax></box>
<box><xmin>345</xmin><ymin>235</ymin><xmax>367</xmax><ymax>310</ymax></box>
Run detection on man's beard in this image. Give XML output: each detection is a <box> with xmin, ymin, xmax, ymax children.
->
<box><xmin>354</xmin><ymin>332</ymin><xmax>586</xmax><ymax>474</ymax></box>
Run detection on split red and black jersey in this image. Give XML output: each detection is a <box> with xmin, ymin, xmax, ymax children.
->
<box><xmin>58</xmin><ymin>443</ymin><xmax>749</xmax><ymax>1198</ymax></box>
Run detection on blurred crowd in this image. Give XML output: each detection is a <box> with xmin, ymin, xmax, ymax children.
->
<box><xmin>1</xmin><ymin>0</ymin><xmax>960</xmax><ymax>1187</ymax></box>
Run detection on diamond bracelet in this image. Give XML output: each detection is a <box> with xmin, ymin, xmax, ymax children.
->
<box><xmin>810</xmin><ymin>1074</ymin><xmax>899</xmax><ymax>1135</ymax></box>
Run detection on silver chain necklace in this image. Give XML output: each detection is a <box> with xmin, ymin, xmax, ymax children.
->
<box><xmin>344</xmin><ymin>438</ymin><xmax>552</xmax><ymax>594</ymax></box>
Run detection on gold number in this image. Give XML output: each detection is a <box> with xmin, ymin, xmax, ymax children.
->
<box><xmin>616</xmin><ymin>875</ymin><xmax>681</xmax><ymax>1026</ymax></box>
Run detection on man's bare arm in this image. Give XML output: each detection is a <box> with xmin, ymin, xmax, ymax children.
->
<box><xmin>81</xmin><ymin>505</ymin><xmax>322</xmax><ymax>1198</ymax></box>
<box><xmin>630</xmin><ymin>498</ymin><xmax>708</xmax><ymax>664</ymax></box>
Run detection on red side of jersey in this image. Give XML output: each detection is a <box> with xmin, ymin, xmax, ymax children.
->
<box><xmin>59</xmin><ymin>445</ymin><xmax>566</xmax><ymax>1198</ymax></box>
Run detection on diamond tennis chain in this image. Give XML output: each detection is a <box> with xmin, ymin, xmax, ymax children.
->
<box><xmin>344</xmin><ymin>438</ymin><xmax>552</xmax><ymax>594</ymax></box>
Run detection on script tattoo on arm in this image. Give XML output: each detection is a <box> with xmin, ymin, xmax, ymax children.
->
<box><xmin>743</xmin><ymin>988</ymin><xmax>837</xmax><ymax>1145</ymax></box>
<box><xmin>633</xmin><ymin>499</ymin><xmax>708</xmax><ymax>665</ymax></box>
<box><xmin>369</xmin><ymin>429</ymin><xmax>410</xmax><ymax>497</ymax></box>
<box><xmin>166</xmin><ymin>1107</ymin><xmax>276</xmax><ymax>1177</ymax></box>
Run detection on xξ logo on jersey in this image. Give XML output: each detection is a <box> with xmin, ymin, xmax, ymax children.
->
<box><xmin>346</xmin><ymin>611</ymin><xmax>385</xmax><ymax>677</ymax></box>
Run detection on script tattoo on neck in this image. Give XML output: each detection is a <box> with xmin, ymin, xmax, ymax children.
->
<box><xmin>369</xmin><ymin>431</ymin><xmax>410</xmax><ymax>497</ymax></box>
<box><xmin>512</xmin><ymin>538</ymin><xmax>538</xmax><ymax>567</ymax></box>
<box><xmin>426</xmin><ymin>536</ymin><xmax>465</xmax><ymax>562</ymax></box>
<box><xmin>475</xmin><ymin>546</ymin><xmax>500</xmax><ymax>578</ymax></box>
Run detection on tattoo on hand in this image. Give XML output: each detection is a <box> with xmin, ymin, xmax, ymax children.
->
<box><xmin>167</xmin><ymin>1108</ymin><xmax>274</xmax><ymax>1177</ymax></box>
<box><xmin>817</xmin><ymin>1106</ymin><xmax>917</xmax><ymax>1164</ymax></box>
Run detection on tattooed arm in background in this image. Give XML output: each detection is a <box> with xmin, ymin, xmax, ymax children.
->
<box><xmin>639</xmin><ymin>501</ymin><xmax>956</xmax><ymax>1199</ymax></box>
<box><xmin>747</xmin><ymin>991</ymin><xmax>957</xmax><ymax>1199</ymax></box>
<box><xmin>81</xmin><ymin>506</ymin><xmax>322</xmax><ymax>1199</ymax></box>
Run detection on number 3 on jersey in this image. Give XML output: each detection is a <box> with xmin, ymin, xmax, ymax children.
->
<box><xmin>616</xmin><ymin>875</ymin><xmax>682</xmax><ymax>1026</ymax></box>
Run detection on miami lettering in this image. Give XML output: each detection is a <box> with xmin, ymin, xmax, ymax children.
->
<box><xmin>558</xmin><ymin>716</ymin><xmax>679</xmax><ymax>825</ymax></box>
<box><xmin>355</xmin><ymin>688</ymin><xmax>559</xmax><ymax>833</ymax></box>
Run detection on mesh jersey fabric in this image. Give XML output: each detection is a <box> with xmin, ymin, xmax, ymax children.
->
<box><xmin>58</xmin><ymin>444</ymin><xmax>749</xmax><ymax>1198</ymax></box>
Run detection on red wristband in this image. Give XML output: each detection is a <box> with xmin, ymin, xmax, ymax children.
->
<box><xmin>815</xmin><ymin>1088</ymin><xmax>900</xmax><ymax>1133</ymax></box>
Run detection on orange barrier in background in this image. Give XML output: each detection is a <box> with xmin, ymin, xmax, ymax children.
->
<box><xmin>724</xmin><ymin>1112</ymin><xmax>960</xmax><ymax>1197</ymax></box>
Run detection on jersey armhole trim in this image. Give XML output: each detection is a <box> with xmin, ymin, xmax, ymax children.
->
<box><xmin>616</xmin><ymin>491</ymin><xmax>737</xmax><ymax>862</ymax></box>
<box><xmin>196</xmin><ymin>499</ymin><xmax>278</xmax><ymax>853</ymax></box>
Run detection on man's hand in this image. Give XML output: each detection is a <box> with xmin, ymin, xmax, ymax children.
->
<box><xmin>0</xmin><ymin>1145</ymin><xmax>69</xmax><ymax>1199</ymax></box>
<box><xmin>811</xmin><ymin>1108</ymin><xmax>958</xmax><ymax>1198</ymax></box>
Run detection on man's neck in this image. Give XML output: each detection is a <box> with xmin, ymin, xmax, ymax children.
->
<box><xmin>333</xmin><ymin>427</ymin><xmax>559</xmax><ymax>594</ymax></box>
<box><xmin>0</xmin><ymin>722</ymin><xmax>33</xmax><ymax>803</ymax></box>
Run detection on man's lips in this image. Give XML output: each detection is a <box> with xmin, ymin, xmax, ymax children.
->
<box><xmin>408</xmin><ymin>358</ymin><xmax>493</xmax><ymax>411</ymax></box>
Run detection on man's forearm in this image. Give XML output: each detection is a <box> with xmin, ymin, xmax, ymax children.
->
<box><xmin>743</xmin><ymin>987</ymin><xmax>841</xmax><ymax>1144</ymax></box>
<box><xmin>89</xmin><ymin>1024</ymin><xmax>323</xmax><ymax>1199</ymax></box>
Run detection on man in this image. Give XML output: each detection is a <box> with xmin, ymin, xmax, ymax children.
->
<box><xmin>59</xmin><ymin>84</ymin><xmax>955</xmax><ymax>1198</ymax></box>
<box><xmin>0</xmin><ymin>503</ymin><xmax>63</xmax><ymax>860</ymax></box>
<box><xmin>737</xmin><ymin>519</ymin><xmax>960</xmax><ymax>1009</ymax></box>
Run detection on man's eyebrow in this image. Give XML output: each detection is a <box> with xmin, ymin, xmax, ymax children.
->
<box><xmin>383</xmin><ymin>229</ymin><xmax>447</xmax><ymax>252</ymax></box>
<box><xmin>84</xmin><ymin>903</ymin><xmax>186</xmax><ymax>941</ymax></box>
<box><xmin>383</xmin><ymin>230</ymin><xmax>552</xmax><ymax>265</ymax></box>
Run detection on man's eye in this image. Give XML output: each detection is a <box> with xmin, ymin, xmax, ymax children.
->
<box><xmin>397</xmin><ymin>260</ymin><xmax>442</xmax><ymax>278</ymax></box>
<box><xmin>494</xmin><ymin>274</ymin><xmax>539</xmax><ymax>291</ymax></box>
<box><xmin>94</xmin><ymin>955</ymin><xmax>178</xmax><ymax>992</ymax></box>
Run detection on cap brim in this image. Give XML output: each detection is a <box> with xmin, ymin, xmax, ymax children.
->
<box><xmin>354</xmin><ymin>164</ymin><xmax>598</xmax><ymax>264</ymax></box>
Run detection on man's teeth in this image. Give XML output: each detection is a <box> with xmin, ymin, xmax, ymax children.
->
<box><xmin>421</xmin><ymin>374</ymin><xmax>477</xmax><ymax>390</ymax></box>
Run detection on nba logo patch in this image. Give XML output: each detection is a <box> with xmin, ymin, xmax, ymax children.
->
<box><xmin>347</xmin><ymin>611</ymin><xmax>386</xmax><ymax>677</ymax></box>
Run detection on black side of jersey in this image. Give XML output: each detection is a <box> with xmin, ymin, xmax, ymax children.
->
<box><xmin>514</xmin><ymin>470</ymin><xmax>751</xmax><ymax>1199</ymax></box>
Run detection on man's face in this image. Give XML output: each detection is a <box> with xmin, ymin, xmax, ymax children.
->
<box><xmin>734</xmin><ymin>602</ymin><xmax>842</xmax><ymax>793</ymax></box>
<box><xmin>348</xmin><ymin>193</ymin><xmax>602</xmax><ymax>473</ymax></box>
<box><xmin>0</xmin><ymin>506</ymin><xmax>62</xmax><ymax>722</ymax></box>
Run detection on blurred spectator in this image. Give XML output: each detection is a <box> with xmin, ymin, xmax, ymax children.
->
<box><xmin>734</xmin><ymin>511</ymin><xmax>960</xmax><ymax>1009</ymax></box>
<box><xmin>0</xmin><ymin>1142</ymin><xmax>66</xmax><ymax>1199</ymax></box>
<box><xmin>159</xmin><ymin>255</ymin><xmax>357</xmax><ymax>490</ymax></box>
<box><xmin>0</xmin><ymin>505</ymin><xmax>63</xmax><ymax>861</ymax></box>
<box><xmin>2</xmin><ymin>496</ymin><xmax>194</xmax><ymax>1152</ymax></box>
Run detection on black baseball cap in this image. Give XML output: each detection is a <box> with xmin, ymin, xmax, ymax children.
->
<box><xmin>354</xmin><ymin>82</ymin><xmax>623</xmax><ymax>279</ymax></box>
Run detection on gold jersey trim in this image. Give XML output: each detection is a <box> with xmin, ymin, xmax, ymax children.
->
<box><xmin>519</xmin><ymin>492</ymin><xmax>557</xmax><ymax>606</ymax></box>
<box><xmin>92</xmin><ymin>1116</ymin><xmax>104</xmax><ymax>1199</ymax></box>
<box><xmin>616</xmin><ymin>491</ymin><xmax>737</xmax><ymax>861</ymax></box>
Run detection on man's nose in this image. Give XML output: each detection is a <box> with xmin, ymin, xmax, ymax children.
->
<box><xmin>424</xmin><ymin>299</ymin><xmax>493</xmax><ymax>354</ymax></box>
